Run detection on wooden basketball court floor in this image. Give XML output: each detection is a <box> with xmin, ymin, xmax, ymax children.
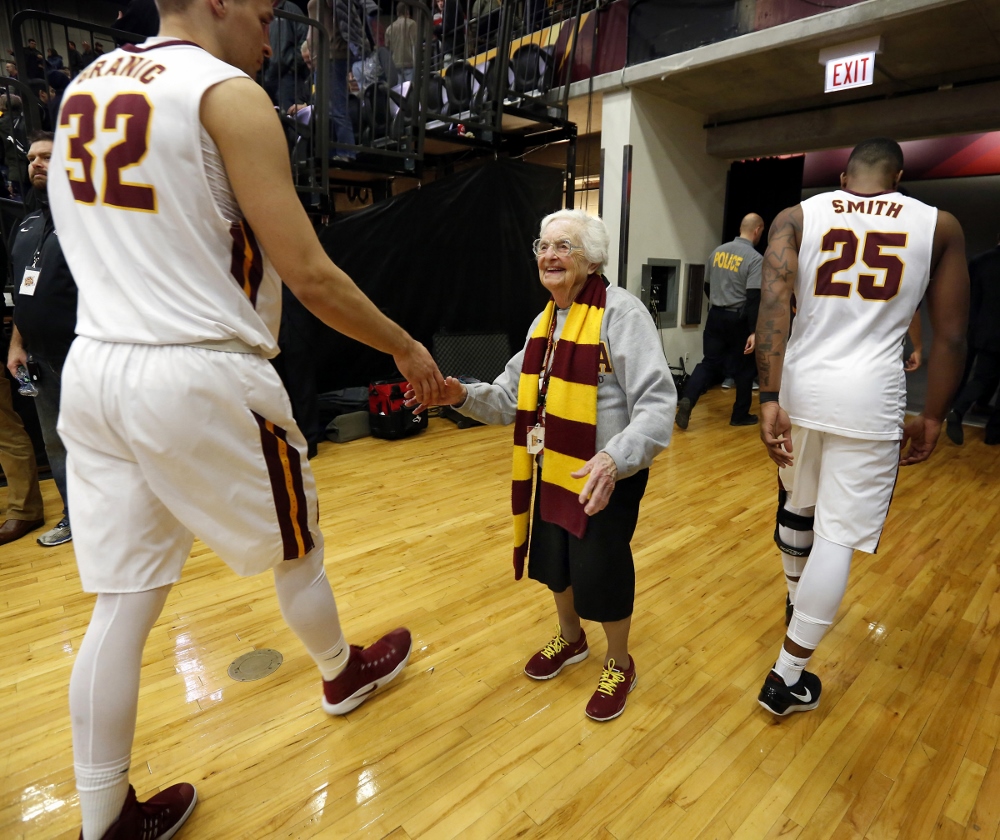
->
<box><xmin>2</xmin><ymin>388</ymin><xmax>998</xmax><ymax>839</ymax></box>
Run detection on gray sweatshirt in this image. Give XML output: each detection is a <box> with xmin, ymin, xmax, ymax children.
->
<box><xmin>457</xmin><ymin>285</ymin><xmax>677</xmax><ymax>478</ymax></box>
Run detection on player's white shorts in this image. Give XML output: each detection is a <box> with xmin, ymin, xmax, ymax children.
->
<box><xmin>58</xmin><ymin>337</ymin><xmax>323</xmax><ymax>593</ymax></box>
<box><xmin>778</xmin><ymin>424</ymin><xmax>900</xmax><ymax>553</ymax></box>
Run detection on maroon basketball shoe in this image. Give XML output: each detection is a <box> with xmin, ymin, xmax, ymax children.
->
<box><xmin>80</xmin><ymin>783</ymin><xmax>197</xmax><ymax>840</ymax></box>
<box><xmin>585</xmin><ymin>656</ymin><xmax>636</xmax><ymax>721</ymax></box>
<box><xmin>322</xmin><ymin>628</ymin><xmax>412</xmax><ymax>714</ymax></box>
<box><xmin>524</xmin><ymin>628</ymin><xmax>589</xmax><ymax>680</ymax></box>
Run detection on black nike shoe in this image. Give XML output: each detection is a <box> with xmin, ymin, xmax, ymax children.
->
<box><xmin>785</xmin><ymin>595</ymin><xmax>793</xmax><ymax>627</ymax></box>
<box><xmin>946</xmin><ymin>410</ymin><xmax>964</xmax><ymax>445</ymax></box>
<box><xmin>675</xmin><ymin>397</ymin><xmax>692</xmax><ymax>430</ymax></box>
<box><xmin>758</xmin><ymin>669</ymin><xmax>821</xmax><ymax>716</ymax></box>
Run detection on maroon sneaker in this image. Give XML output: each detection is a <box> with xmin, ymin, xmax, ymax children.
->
<box><xmin>322</xmin><ymin>628</ymin><xmax>412</xmax><ymax>714</ymax></box>
<box><xmin>524</xmin><ymin>628</ymin><xmax>589</xmax><ymax>680</ymax></box>
<box><xmin>585</xmin><ymin>656</ymin><xmax>636</xmax><ymax>721</ymax></box>
<box><xmin>79</xmin><ymin>783</ymin><xmax>197</xmax><ymax>840</ymax></box>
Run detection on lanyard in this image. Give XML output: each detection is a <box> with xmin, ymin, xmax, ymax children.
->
<box><xmin>28</xmin><ymin>214</ymin><xmax>54</xmax><ymax>269</ymax></box>
<box><xmin>537</xmin><ymin>310</ymin><xmax>559</xmax><ymax>424</ymax></box>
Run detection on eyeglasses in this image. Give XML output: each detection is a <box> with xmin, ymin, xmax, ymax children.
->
<box><xmin>532</xmin><ymin>238</ymin><xmax>583</xmax><ymax>258</ymax></box>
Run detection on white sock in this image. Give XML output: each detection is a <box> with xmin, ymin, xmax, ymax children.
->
<box><xmin>314</xmin><ymin>635</ymin><xmax>350</xmax><ymax>681</ymax></box>
<box><xmin>76</xmin><ymin>757</ymin><xmax>131</xmax><ymax>839</ymax></box>
<box><xmin>774</xmin><ymin>647</ymin><xmax>811</xmax><ymax>687</ymax></box>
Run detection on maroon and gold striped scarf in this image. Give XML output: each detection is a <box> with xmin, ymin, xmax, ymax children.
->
<box><xmin>511</xmin><ymin>273</ymin><xmax>607</xmax><ymax>579</ymax></box>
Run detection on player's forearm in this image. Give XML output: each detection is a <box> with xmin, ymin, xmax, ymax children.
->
<box><xmin>755</xmin><ymin>297</ymin><xmax>789</xmax><ymax>392</ymax></box>
<box><xmin>291</xmin><ymin>261</ymin><xmax>415</xmax><ymax>358</ymax></box>
<box><xmin>922</xmin><ymin>333</ymin><xmax>966</xmax><ymax>422</ymax></box>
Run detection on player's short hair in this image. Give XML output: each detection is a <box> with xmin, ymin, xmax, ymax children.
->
<box><xmin>155</xmin><ymin>0</ymin><xmax>199</xmax><ymax>13</ymax></box>
<box><xmin>28</xmin><ymin>130</ymin><xmax>55</xmax><ymax>145</ymax></box>
<box><xmin>847</xmin><ymin>138</ymin><xmax>904</xmax><ymax>177</ymax></box>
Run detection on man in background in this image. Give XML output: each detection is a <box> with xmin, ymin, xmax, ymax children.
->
<box><xmin>7</xmin><ymin>131</ymin><xmax>75</xmax><ymax>547</ymax></box>
<box><xmin>675</xmin><ymin>212</ymin><xmax>764</xmax><ymax>430</ymax></box>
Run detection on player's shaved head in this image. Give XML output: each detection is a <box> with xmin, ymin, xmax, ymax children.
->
<box><xmin>846</xmin><ymin>138</ymin><xmax>904</xmax><ymax>179</ymax></box>
<box><xmin>156</xmin><ymin>0</ymin><xmax>198</xmax><ymax>12</ymax></box>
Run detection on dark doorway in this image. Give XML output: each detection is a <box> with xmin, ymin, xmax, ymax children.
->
<box><xmin>722</xmin><ymin>156</ymin><xmax>805</xmax><ymax>251</ymax></box>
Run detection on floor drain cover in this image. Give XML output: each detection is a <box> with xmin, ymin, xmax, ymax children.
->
<box><xmin>228</xmin><ymin>649</ymin><xmax>283</xmax><ymax>681</ymax></box>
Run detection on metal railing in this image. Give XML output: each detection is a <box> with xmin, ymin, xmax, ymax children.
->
<box><xmin>9</xmin><ymin>4</ymin><xmax>590</xmax><ymax>202</ymax></box>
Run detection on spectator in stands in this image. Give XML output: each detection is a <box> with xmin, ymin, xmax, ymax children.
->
<box><xmin>416</xmin><ymin>210</ymin><xmax>677</xmax><ymax>722</ymax></box>
<box><xmin>385</xmin><ymin>3</ymin><xmax>417</xmax><ymax>82</ymax></box>
<box><xmin>46</xmin><ymin>71</ymin><xmax>69</xmax><ymax>129</ymax></box>
<box><xmin>67</xmin><ymin>41</ymin><xmax>82</xmax><ymax>76</ymax></box>
<box><xmin>79</xmin><ymin>41</ymin><xmax>96</xmax><ymax>67</ymax></box>
<box><xmin>93</xmin><ymin>42</ymin><xmax>106</xmax><ymax>58</ymax></box>
<box><xmin>1</xmin><ymin>93</ymin><xmax>29</xmax><ymax>199</ymax></box>
<box><xmin>7</xmin><ymin>131</ymin><xmax>76</xmax><ymax>547</ymax></box>
<box><xmin>305</xmin><ymin>0</ymin><xmax>368</xmax><ymax>159</ymax></box>
<box><xmin>266</xmin><ymin>0</ymin><xmax>311</xmax><ymax>115</ymax></box>
<box><xmin>471</xmin><ymin>0</ymin><xmax>500</xmax><ymax>18</ymax></box>
<box><xmin>26</xmin><ymin>79</ymin><xmax>53</xmax><ymax>131</ymax></box>
<box><xmin>45</xmin><ymin>48</ymin><xmax>63</xmax><ymax>72</ymax></box>
<box><xmin>432</xmin><ymin>0</ymin><xmax>465</xmax><ymax>64</ymax></box>
<box><xmin>5</xmin><ymin>60</ymin><xmax>18</xmax><ymax>79</ymax></box>
<box><xmin>24</xmin><ymin>39</ymin><xmax>45</xmax><ymax>80</ymax></box>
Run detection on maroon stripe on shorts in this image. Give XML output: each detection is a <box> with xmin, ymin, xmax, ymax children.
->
<box><xmin>540</xmin><ymin>480</ymin><xmax>588</xmax><ymax>539</ymax></box>
<box><xmin>252</xmin><ymin>411</ymin><xmax>314</xmax><ymax>560</ymax></box>
<box><xmin>872</xmin><ymin>464</ymin><xmax>901</xmax><ymax>555</ymax></box>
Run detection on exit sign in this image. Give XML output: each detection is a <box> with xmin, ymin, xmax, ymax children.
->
<box><xmin>819</xmin><ymin>36</ymin><xmax>881</xmax><ymax>94</ymax></box>
<box><xmin>825</xmin><ymin>52</ymin><xmax>875</xmax><ymax>92</ymax></box>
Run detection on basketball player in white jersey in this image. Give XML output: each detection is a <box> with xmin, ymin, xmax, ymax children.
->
<box><xmin>47</xmin><ymin>1</ymin><xmax>447</xmax><ymax>837</ymax></box>
<box><xmin>753</xmin><ymin>138</ymin><xmax>969</xmax><ymax>716</ymax></box>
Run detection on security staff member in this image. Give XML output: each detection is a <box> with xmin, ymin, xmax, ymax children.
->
<box><xmin>676</xmin><ymin>212</ymin><xmax>764</xmax><ymax>429</ymax></box>
<box><xmin>7</xmin><ymin>131</ymin><xmax>76</xmax><ymax>546</ymax></box>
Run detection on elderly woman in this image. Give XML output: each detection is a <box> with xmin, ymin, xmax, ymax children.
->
<box><xmin>417</xmin><ymin>209</ymin><xmax>676</xmax><ymax>720</ymax></box>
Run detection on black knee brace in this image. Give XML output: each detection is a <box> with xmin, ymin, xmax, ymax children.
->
<box><xmin>774</xmin><ymin>486</ymin><xmax>814</xmax><ymax>557</ymax></box>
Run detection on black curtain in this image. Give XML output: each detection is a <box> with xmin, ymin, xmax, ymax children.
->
<box><xmin>722</xmin><ymin>156</ymin><xmax>805</xmax><ymax>253</ymax></box>
<box><xmin>311</xmin><ymin>158</ymin><xmax>563</xmax><ymax>391</ymax></box>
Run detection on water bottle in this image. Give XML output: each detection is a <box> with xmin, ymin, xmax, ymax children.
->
<box><xmin>14</xmin><ymin>365</ymin><xmax>38</xmax><ymax>397</ymax></box>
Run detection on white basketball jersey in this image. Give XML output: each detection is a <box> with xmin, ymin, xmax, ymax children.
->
<box><xmin>48</xmin><ymin>39</ymin><xmax>281</xmax><ymax>357</ymax></box>
<box><xmin>782</xmin><ymin>189</ymin><xmax>938</xmax><ymax>440</ymax></box>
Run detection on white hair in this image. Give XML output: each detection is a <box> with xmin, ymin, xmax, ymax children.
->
<box><xmin>539</xmin><ymin>209</ymin><xmax>609</xmax><ymax>274</ymax></box>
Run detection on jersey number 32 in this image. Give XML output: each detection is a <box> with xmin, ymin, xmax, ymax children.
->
<box><xmin>60</xmin><ymin>92</ymin><xmax>156</xmax><ymax>213</ymax></box>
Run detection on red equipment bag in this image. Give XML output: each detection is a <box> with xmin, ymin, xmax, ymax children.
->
<box><xmin>368</xmin><ymin>378</ymin><xmax>428</xmax><ymax>440</ymax></box>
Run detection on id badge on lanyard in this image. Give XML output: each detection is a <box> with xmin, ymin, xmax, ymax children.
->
<box><xmin>19</xmin><ymin>267</ymin><xmax>40</xmax><ymax>297</ymax></box>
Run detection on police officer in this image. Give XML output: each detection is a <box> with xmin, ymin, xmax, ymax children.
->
<box><xmin>676</xmin><ymin>212</ymin><xmax>764</xmax><ymax>430</ymax></box>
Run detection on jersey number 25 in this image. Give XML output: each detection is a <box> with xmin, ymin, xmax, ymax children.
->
<box><xmin>816</xmin><ymin>229</ymin><xmax>907</xmax><ymax>301</ymax></box>
<box><xmin>60</xmin><ymin>92</ymin><xmax>156</xmax><ymax>213</ymax></box>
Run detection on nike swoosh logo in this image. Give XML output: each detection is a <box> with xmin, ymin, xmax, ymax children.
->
<box><xmin>790</xmin><ymin>687</ymin><xmax>812</xmax><ymax>703</ymax></box>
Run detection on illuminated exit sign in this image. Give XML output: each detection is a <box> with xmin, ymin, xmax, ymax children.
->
<box><xmin>825</xmin><ymin>52</ymin><xmax>875</xmax><ymax>92</ymax></box>
<box><xmin>819</xmin><ymin>36</ymin><xmax>882</xmax><ymax>94</ymax></box>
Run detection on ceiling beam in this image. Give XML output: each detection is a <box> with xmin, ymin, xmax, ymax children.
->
<box><xmin>705</xmin><ymin>79</ymin><xmax>1000</xmax><ymax>159</ymax></box>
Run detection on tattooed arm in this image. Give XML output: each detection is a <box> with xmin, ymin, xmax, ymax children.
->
<box><xmin>755</xmin><ymin>205</ymin><xmax>802</xmax><ymax>467</ymax></box>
